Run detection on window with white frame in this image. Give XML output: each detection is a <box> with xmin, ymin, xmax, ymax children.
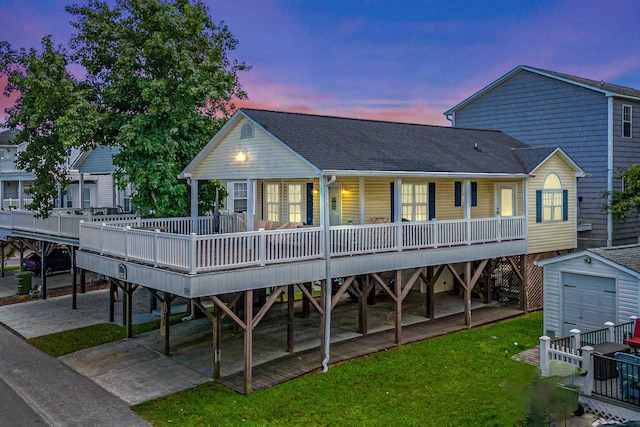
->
<box><xmin>401</xmin><ymin>183</ymin><xmax>428</xmax><ymax>221</ymax></box>
<box><xmin>542</xmin><ymin>173</ymin><xmax>562</xmax><ymax>221</ymax></box>
<box><xmin>82</xmin><ymin>188</ymin><xmax>91</xmax><ymax>209</ymax></box>
<box><xmin>287</xmin><ymin>184</ymin><xmax>303</xmax><ymax>223</ymax></box>
<box><xmin>233</xmin><ymin>182</ymin><xmax>247</xmax><ymax>213</ymax></box>
<box><xmin>66</xmin><ymin>188</ymin><xmax>73</xmax><ymax>208</ymax></box>
<box><xmin>623</xmin><ymin>105</ymin><xmax>632</xmax><ymax>138</ymax></box>
<box><xmin>265</xmin><ymin>183</ymin><xmax>280</xmax><ymax>223</ymax></box>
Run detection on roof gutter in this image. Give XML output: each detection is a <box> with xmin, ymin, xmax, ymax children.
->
<box><xmin>320</xmin><ymin>170</ymin><xmax>530</xmax><ymax>179</ymax></box>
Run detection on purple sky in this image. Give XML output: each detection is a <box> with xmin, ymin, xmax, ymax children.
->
<box><xmin>2</xmin><ymin>0</ymin><xmax>640</xmax><ymax>128</ymax></box>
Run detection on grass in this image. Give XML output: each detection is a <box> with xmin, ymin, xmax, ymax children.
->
<box><xmin>132</xmin><ymin>312</ymin><xmax>543</xmax><ymax>427</ymax></box>
<box><xmin>26</xmin><ymin>313</ymin><xmax>187</xmax><ymax>357</ymax></box>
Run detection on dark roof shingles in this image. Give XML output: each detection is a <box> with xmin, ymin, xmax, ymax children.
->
<box><xmin>590</xmin><ymin>245</ymin><xmax>640</xmax><ymax>274</ymax></box>
<box><xmin>242</xmin><ymin>109</ymin><xmax>533</xmax><ymax>174</ymax></box>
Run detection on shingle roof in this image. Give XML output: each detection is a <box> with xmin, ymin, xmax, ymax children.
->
<box><xmin>0</xmin><ymin>129</ymin><xmax>19</xmax><ymax>145</ymax></box>
<box><xmin>512</xmin><ymin>147</ymin><xmax>559</xmax><ymax>173</ymax></box>
<box><xmin>590</xmin><ymin>245</ymin><xmax>640</xmax><ymax>274</ymax></box>
<box><xmin>241</xmin><ymin>109</ymin><xmax>534</xmax><ymax>175</ymax></box>
<box><xmin>526</xmin><ymin>66</ymin><xmax>640</xmax><ymax>99</ymax></box>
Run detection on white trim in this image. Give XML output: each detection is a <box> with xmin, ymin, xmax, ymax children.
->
<box><xmin>536</xmin><ymin>249</ymin><xmax>640</xmax><ymax>279</ymax></box>
<box><xmin>527</xmin><ymin>147</ymin><xmax>586</xmax><ymax>177</ymax></box>
<box><xmin>321</xmin><ymin>170</ymin><xmax>529</xmax><ymax>179</ymax></box>
<box><xmin>607</xmin><ymin>97</ymin><xmax>614</xmax><ymax>247</ymax></box>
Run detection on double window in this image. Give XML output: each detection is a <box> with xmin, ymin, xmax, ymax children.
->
<box><xmin>401</xmin><ymin>183</ymin><xmax>428</xmax><ymax>221</ymax></box>
<box><xmin>623</xmin><ymin>105</ymin><xmax>632</xmax><ymax>138</ymax></box>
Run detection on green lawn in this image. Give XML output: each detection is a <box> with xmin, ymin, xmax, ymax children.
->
<box><xmin>132</xmin><ymin>312</ymin><xmax>543</xmax><ymax>426</ymax></box>
<box><xmin>26</xmin><ymin>313</ymin><xmax>187</xmax><ymax>357</ymax></box>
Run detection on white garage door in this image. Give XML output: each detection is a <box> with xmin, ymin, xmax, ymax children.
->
<box><xmin>562</xmin><ymin>272</ymin><xmax>616</xmax><ymax>336</ymax></box>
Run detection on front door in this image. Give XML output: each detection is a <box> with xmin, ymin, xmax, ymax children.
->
<box><xmin>328</xmin><ymin>184</ymin><xmax>342</xmax><ymax>226</ymax></box>
<box><xmin>495</xmin><ymin>183</ymin><xmax>516</xmax><ymax>216</ymax></box>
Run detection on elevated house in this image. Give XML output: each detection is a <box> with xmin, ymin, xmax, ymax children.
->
<box><xmin>445</xmin><ymin>65</ymin><xmax>640</xmax><ymax>249</ymax></box>
<box><xmin>73</xmin><ymin>109</ymin><xmax>584</xmax><ymax>393</ymax></box>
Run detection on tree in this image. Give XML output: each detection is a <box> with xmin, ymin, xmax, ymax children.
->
<box><xmin>603</xmin><ymin>164</ymin><xmax>640</xmax><ymax>220</ymax></box>
<box><xmin>66</xmin><ymin>0</ymin><xmax>248</xmax><ymax>217</ymax></box>
<box><xmin>0</xmin><ymin>36</ymin><xmax>95</xmax><ymax>217</ymax></box>
<box><xmin>1</xmin><ymin>0</ymin><xmax>248</xmax><ymax>218</ymax></box>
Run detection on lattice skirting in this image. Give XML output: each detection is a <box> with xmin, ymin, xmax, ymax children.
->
<box><xmin>581</xmin><ymin>395</ymin><xmax>640</xmax><ymax>424</ymax></box>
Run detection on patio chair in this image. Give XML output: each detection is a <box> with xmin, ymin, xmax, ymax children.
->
<box><xmin>624</xmin><ymin>318</ymin><xmax>640</xmax><ymax>353</ymax></box>
<box><xmin>614</xmin><ymin>352</ymin><xmax>640</xmax><ymax>399</ymax></box>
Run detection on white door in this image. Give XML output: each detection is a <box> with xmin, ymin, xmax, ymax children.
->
<box><xmin>495</xmin><ymin>183</ymin><xmax>516</xmax><ymax>216</ymax></box>
<box><xmin>562</xmin><ymin>273</ymin><xmax>616</xmax><ymax>336</ymax></box>
<box><xmin>328</xmin><ymin>185</ymin><xmax>342</xmax><ymax>226</ymax></box>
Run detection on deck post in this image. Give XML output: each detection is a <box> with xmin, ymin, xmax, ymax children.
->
<box><xmin>213</xmin><ymin>305</ymin><xmax>221</xmax><ymax>379</ymax></box>
<box><xmin>80</xmin><ymin>268</ymin><xmax>86</xmax><ymax>293</ymax></box>
<box><xmin>109</xmin><ymin>278</ymin><xmax>116</xmax><ymax>322</ymax></box>
<box><xmin>464</xmin><ymin>261</ymin><xmax>472</xmax><ymax>327</ymax></box>
<box><xmin>539</xmin><ymin>336</ymin><xmax>550</xmax><ymax>376</ymax></box>
<box><xmin>162</xmin><ymin>293</ymin><xmax>171</xmax><ymax>355</ymax></box>
<box><xmin>395</xmin><ymin>269</ymin><xmax>402</xmax><ymax>346</ymax></box>
<box><xmin>125</xmin><ymin>282</ymin><xmax>133</xmax><ymax>339</ymax></box>
<box><xmin>358</xmin><ymin>276</ymin><xmax>368</xmax><ymax>335</ymax></box>
<box><xmin>581</xmin><ymin>346</ymin><xmax>594</xmax><ymax>396</ymax></box>
<box><xmin>41</xmin><ymin>242</ymin><xmax>49</xmax><ymax>300</ymax></box>
<box><xmin>72</xmin><ymin>252</ymin><xmax>77</xmax><ymax>310</ymax></box>
<box><xmin>244</xmin><ymin>289</ymin><xmax>253</xmax><ymax>395</ymax></box>
<box><xmin>425</xmin><ymin>267</ymin><xmax>434</xmax><ymax>319</ymax></box>
<box><xmin>190</xmin><ymin>179</ymin><xmax>199</xmax><ymax>234</ymax></box>
<box><xmin>287</xmin><ymin>284</ymin><xmax>294</xmax><ymax>353</ymax></box>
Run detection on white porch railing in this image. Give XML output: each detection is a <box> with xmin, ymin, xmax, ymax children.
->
<box><xmin>0</xmin><ymin>209</ymin><xmax>138</xmax><ymax>240</ymax></box>
<box><xmin>79</xmin><ymin>216</ymin><xmax>526</xmax><ymax>274</ymax></box>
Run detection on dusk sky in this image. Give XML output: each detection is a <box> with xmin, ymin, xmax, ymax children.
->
<box><xmin>1</xmin><ymin>0</ymin><xmax>639</xmax><ymax>128</ymax></box>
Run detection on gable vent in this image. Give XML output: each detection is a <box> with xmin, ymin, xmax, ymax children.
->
<box><xmin>240</xmin><ymin>122</ymin><xmax>254</xmax><ymax>139</ymax></box>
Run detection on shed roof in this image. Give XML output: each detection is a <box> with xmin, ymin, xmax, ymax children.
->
<box><xmin>590</xmin><ymin>244</ymin><xmax>640</xmax><ymax>274</ymax></box>
<box><xmin>240</xmin><ymin>109</ymin><xmax>546</xmax><ymax>175</ymax></box>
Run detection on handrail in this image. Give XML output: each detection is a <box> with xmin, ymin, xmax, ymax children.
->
<box><xmin>79</xmin><ymin>216</ymin><xmax>526</xmax><ymax>274</ymax></box>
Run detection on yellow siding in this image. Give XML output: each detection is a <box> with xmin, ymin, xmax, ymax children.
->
<box><xmin>364</xmin><ymin>178</ymin><xmax>392</xmax><ymax>223</ymax></box>
<box><xmin>192</xmin><ymin>118</ymin><xmax>316</xmax><ymax>180</ymax></box>
<box><xmin>527</xmin><ymin>153</ymin><xmax>578</xmax><ymax>253</ymax></box>
<box><xmin>338</xmin><ymin>177</ymin><xmax>360</xmax><ymax>225</ymax></box>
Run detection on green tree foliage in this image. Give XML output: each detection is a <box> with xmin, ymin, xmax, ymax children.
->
<box><xmin>1</xmin><ymin>0</ymin><xmax>247</xmax><ymax>218</ymax></box>
<box><xmin>603</xmin><ymin>164</ymin><xmax>640</xmax><ymax>220</ymax></box>
<box><xmin>0</xmin><ymin>37</ymin><xmax>95</xmax><ymax>217</ymax></box>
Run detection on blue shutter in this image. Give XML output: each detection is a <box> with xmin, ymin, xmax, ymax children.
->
<box><xmin>390</xmin><ymin>182</ymin><xmax>395</xmax><ymax>222</ymax></box>
<box><xmin>454</xmin><ymin>182</ymin><xmax>462</xmax><ymax>207</ymax></box>
<box><xmin>471</xmin><ymin>182</ymin><xmax>477</xmax><ymax>207</ymax></box>
<box><xmin>429</xmin><ymin>183</ymin><xmax>436</xmax><ymax>220</ymax></box>
<box><xmin>536</xmin><ymin>190</ymin><xmax>542</xmax><ymax>223</ymax></box>
<box><xmin>562</xmin><ymin>190</ymin><xmax>568</xmax><ymax>221</ymax></box>
<box><xmin>306</xmin><ymin>183</ymin><xmax>314</xmax><ymax>225</ymax></box>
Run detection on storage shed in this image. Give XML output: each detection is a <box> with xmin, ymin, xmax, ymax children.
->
<box><xmin>537</xmin><ymin>244</ymin><xmax>640</xmax><ymax>337</ymax></box>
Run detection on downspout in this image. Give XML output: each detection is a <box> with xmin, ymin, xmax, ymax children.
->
<box><xmin>607</xmin><ymin>97</ymin><xmax>613</xmax><ymax>247</ymax></box>
<box><xmin>322</xmin><ymin>174</ymin><xmax>336</xmax><ymax>372</ymax></box>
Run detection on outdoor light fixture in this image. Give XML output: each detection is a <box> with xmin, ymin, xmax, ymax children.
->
<box><xmin>341</xmin><ymin>187</ymin><xmax>350</xmax><ymax>195</ymax></box>
<box><xmin>235</xmin><ymin>149</ymin><xmax>248</xmax><ymax>162</ymax></box>
<box><xmin>312</xmin><ymin>187</ymin><xmax>319</xmax><ymax>195</ymax></box>
<box><xmin>584</xmin><ymin>256</ymin><xmax>592</xmax><ymax>264</ymax></box>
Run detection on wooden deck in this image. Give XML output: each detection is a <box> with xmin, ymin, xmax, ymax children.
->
<box><xmin>220</xmin><ymin>304</ymin><xmax>523</xmax><ymax>393</ymax></box>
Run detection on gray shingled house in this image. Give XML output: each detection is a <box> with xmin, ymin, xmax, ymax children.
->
<box><xmin>445</xmin><ymin>65</ymin><xmax>640</xmax><ymax>249</ymax></box>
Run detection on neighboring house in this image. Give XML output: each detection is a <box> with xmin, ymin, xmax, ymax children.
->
<box><xmin>444</xmin><ymin>65</ymin><xmax>640</xmax><ymax>249</ymax></box>
<box><xmin>536</xmin><ymin>244</ymin><xmax>640</xmax><ymax>337</ymax></box>
<box><xmin>70</xmin><ymin>146</ymin><xmax>132</xmax><ymax>212</ymax></box>
<box><xmin>0</xmin><ymin>130</ymin><xmax>118</xmax><ymax>211</ymax></box>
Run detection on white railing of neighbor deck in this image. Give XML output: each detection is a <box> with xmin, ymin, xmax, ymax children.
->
<box><xmin>79</xmin><ymin>216</ymin><xmax>526</xmax><ymax>274</ymax></box>
<box><xmin>0</xmin><ymin>209</ymin><xmax>137</xmax><ymax>240</ymax></box>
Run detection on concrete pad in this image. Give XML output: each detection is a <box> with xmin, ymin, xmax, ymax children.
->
<box><xmin>61</xmin><ymin>338</ymin><xmax>212</xmax><ymax>405</ymax></box>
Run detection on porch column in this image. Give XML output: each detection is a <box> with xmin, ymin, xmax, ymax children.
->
<box><xmin>190</xmin><ymin>179</ymin><xmax>199</xmax><ymax>234</ymax></box>
<box><xmin>79</xmin><ymin>174</ymin><xmax>84</xmax><ymax>208</ymax></box>
<box><xmin>321</xmin><ymin>175</ymin><xmax>335</xmax><ymax>372</ymax></box>
<box><xmin>394</xmin><ymin>178</ymin><xmax>402</xmax><ymax>249</ymax></box>
<box><xmin>18</xmin><ymin>180</ymin><xmax>24</xmax><ymax>209</ymax></box>
<box><xmin>358</xmin><ymin>177</ymin><xmax>365</xmax><ymax>225</ymax></box>
<box><xmin>246</xmin><ymin>178</ymin><xmax>254</xmax><ymax>231</ymax></box>
<box><xmin>464</xmin><ymin>179</ymin><xmax>471</xmax><ymax>243</ymax></box>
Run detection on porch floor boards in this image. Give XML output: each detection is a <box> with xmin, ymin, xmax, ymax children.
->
<box><xmin>219</xmin><ymin>304</ymin><xmax>522</xmax><ymax>393</ymax></box>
